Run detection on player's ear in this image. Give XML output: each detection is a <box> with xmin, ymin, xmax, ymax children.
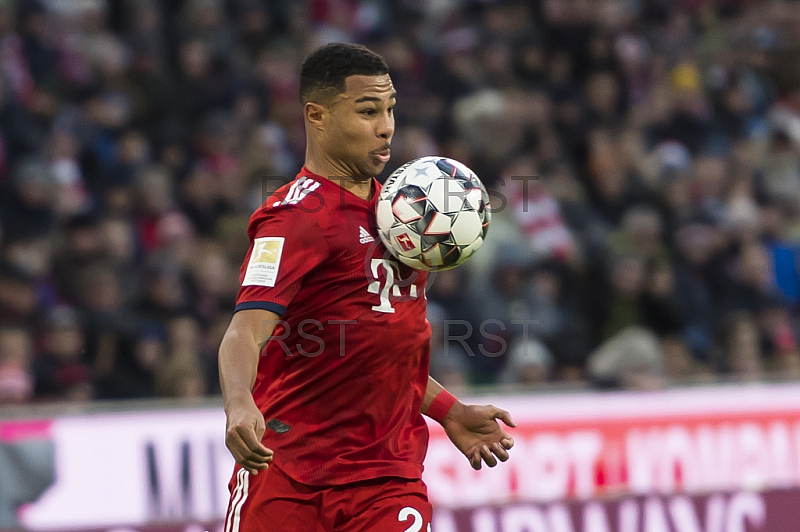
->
<box><xmin>304</xmin><ymin>102</ymin><xmax>326</xmax><ymax>130</ymax></box>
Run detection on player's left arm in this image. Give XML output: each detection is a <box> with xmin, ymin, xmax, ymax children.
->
<box><xmin>421</xmin><ymin>376</ymin><xmax>516</xmax><ymax>470</ymax></box>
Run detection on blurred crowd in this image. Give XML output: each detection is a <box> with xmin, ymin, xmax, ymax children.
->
<box><xmin>1</xmin><ymin>0</ymin><xmax>800</xmax><ymax>404</ymax></box>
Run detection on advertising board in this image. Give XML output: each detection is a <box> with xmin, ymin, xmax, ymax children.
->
<box><xmin>5</xmin><ymin>384</ymin><xmax>800</xmax><ymax>531</ymax></box>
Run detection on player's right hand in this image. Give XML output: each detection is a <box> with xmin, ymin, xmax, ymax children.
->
<box><xmin>224</xmin><ymin>396</ymin><xmax>273</xmax><ymax>475</ymax></box>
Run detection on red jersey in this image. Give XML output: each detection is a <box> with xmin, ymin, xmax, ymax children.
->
<box><xmin>235</xmin><ymin>167</ymin><xmax>431</xmax><ymax>486</ymax></box>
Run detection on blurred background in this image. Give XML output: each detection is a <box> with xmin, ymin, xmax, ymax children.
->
<box><xmin>2</xmin><ymin>0</ymin><xmax>800</xmax><ymax>531</ymax></box>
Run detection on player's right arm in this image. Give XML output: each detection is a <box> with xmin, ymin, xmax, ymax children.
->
<box><xmin>219</xmin><ymin>308</ymin><xmax>278</xmax><ymax>475</ymax></box>
<box><xmin>223</xmin><ymin>182</ymin><xmax>329</xmax><ymax>473</ymax></box>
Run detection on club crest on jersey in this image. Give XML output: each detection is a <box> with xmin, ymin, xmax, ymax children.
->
<box><xmin>359</xmin><ymin>226</ymin><xmax>375</xmax><ymax>244</ymax></box>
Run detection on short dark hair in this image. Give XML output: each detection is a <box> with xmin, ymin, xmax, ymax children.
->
<box><xmin>299</xmin><ymin>43</ymin><xmax>389</xmax><ymax>104</ymax></box>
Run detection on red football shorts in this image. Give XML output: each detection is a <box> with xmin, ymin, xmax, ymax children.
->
<box><xmin>224</xmin><ymin>465</ymin><xmax>433</xmax><ymax>532</ymax></box>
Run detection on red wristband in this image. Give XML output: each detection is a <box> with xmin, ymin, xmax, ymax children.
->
<box><xmin>427</xmin><ymin>390</ymin><xmax>458</xmax><ymax>424</ymax></box>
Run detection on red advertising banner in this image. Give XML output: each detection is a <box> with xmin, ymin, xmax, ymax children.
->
<box><xmin>424</xmin><ymin>386</ymin><xmax>800</xmax><ymax>505</ymax></box>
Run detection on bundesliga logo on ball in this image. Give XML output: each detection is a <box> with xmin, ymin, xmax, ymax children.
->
<box><xmin>376</xmin><ymin>156</ymin><xmax>491</xmax><ymax>271</ymax></box>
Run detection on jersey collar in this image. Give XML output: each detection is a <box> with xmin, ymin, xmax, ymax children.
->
<box><xmin>300</xmin><ymin>166</ymin><xmax>381</xmax><ymax>208</ymax></box>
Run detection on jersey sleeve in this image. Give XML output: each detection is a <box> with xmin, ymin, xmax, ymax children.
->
<box><xmin>235</xmin><ymin>207</ymin><xmax>329</xmax><ymax>316</ymax></box>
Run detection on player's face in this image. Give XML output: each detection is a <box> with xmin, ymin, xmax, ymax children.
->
<box><xmin>327</xmin><ymin>74</ymin><xmax>396</xmax><ymax>179</ymax></box>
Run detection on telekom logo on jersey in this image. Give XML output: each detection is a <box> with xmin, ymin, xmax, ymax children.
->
<box><xmin>256</xmin><ymin>256</ymin><xmax>425</xmax><ymax>356</ymax></box>
<box><xmin>367</xmin><ymin>258</ymin><xmax>422</xmax><ymax>313</ymax></box>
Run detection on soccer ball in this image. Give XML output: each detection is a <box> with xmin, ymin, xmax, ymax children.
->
<box><xmin>376</xmin><ymin>156</ymin><xmax>491</xmax><ymax>271</ymax></box>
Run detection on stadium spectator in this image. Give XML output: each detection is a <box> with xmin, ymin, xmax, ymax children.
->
<box><xmin>0</xmin><ymin>264</ymin><xmax>38</xmax><ymax>328</ymax></box>
<box><xmin>499</xmin><ymin>338</ymin><xmax>554</xmax><ymax>386</ymax></box>
<box><xmin>0</xmin><ymin>326</ymin><xmax>34</xmax><ymax>404</ymax></box>
<box><xmin>32</xmin><ymin>306</ymin><xmax>92</xmax><ymax>402</ymax></box>
<box><xmin>716</xmin><ymin>310</ymin><xmax>765</xmax><ymax>381</ymax></box>
<box><xmin>587</xmin><ymin>326</ymin><xmax>667</xmax><ymax>390</ymax></box>
<box><xmin>155</xmin><ymin>355</ymin><xmax>207</xmax><ymax>399</ymax></box>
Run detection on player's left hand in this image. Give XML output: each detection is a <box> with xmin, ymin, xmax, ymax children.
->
<box><xmin>442</xmin><ymin>403</ymin><xmax>515</xmax><ymax>470</ymax></box>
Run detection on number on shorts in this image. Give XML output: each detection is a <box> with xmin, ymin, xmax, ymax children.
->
<box><xmin>398</xmin><ymin>506</ymin><xmax>424</xmax><ymax>532</ymax></box>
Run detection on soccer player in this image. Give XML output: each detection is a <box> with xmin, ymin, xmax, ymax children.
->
<box><xmin>219</xmin><ymin>42</ymin><xmax>515</xmax><ymax>532</ymax></box>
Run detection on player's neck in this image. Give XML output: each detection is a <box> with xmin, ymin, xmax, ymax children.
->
<box><xmin>338</xmin><ymin>177</ymin><xmax>374</xmax><ymax>201</ymax></box>
<box><xmin>304</xmin><ymin>158</ymin><xmax>373</xmax><ymax>201</ymax></box>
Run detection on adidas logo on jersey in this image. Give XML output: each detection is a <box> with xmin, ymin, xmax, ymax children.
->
<box><xmin>359</xmin><ymin>226</ymin><xmax>375</xmax><ymax>244</ymax></box>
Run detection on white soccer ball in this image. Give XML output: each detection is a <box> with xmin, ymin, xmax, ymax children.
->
<box><xmin>377</xmin><ymin>156</ymin><xmax>491</xmax><ymax>271</ymax></box>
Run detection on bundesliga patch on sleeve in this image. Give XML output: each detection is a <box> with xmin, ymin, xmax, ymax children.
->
<box><xmin>243</xmin><ymin>237</ymin><xmax>285</xmax><ymax>287</ymax></box>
